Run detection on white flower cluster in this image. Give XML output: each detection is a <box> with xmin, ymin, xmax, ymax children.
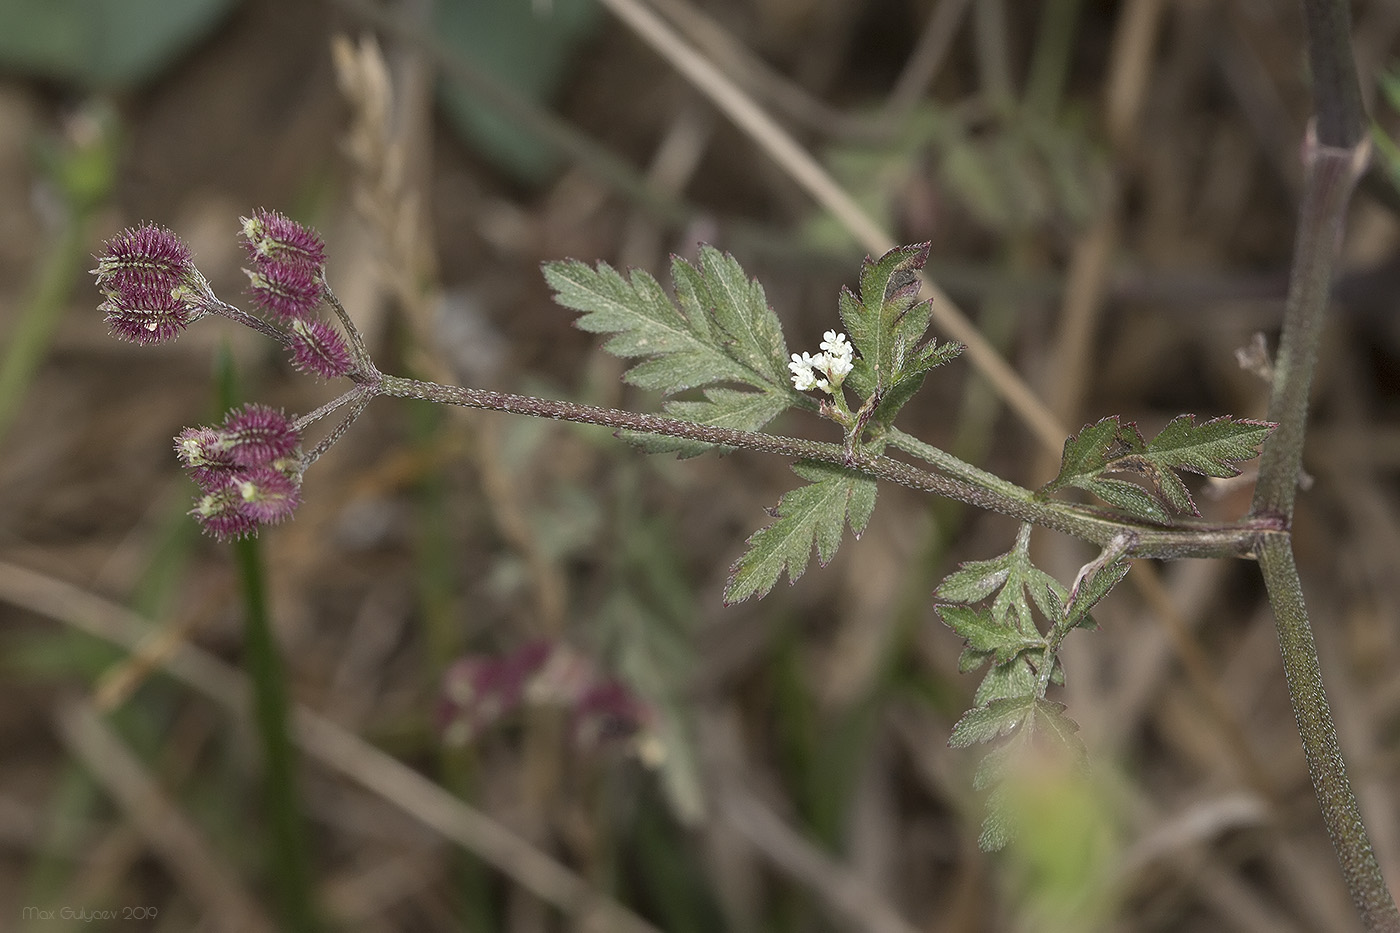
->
<box><xmin>789</xmin><ymin>330</ymin><xmax>855</xmax><ymax>394</ymax></box>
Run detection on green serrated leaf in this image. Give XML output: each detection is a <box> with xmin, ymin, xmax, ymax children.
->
<box><xmin>545</xmin><ymin>250</ymin><xmax>806</xmax><ymax>456</ymax></box>
<box><xmin>668</xmin><ymin>251</ymin><xmax>719</xmax><ymax>345</ymax></box>
<box><xmin>963</xmin><ymin>701</ymin><xmax>1089</xmax><ymax>853</ymax></box>
<box><xmin>1041</xmin><ymin>416</ymin><xmax>1176</xmax><ymax>522</ymax></box>
<box><xmin>544</xmin><ymin>259</ymin><xmax>749</xmax><ymax>392</ymax></box>
<box><xmin>978</xmin><ymin>782</ymin><xmax>1017</xmax><ymax>851</ymax></box>
<box><xmin>1149</xmin><ymin>463</ymin><xmax>1197</xmax><ymax>514</ymax></box>
<box><xmin>940</xmin><ymin>524</ymin><xmax>1067</xmax><ymax>639</ymax></box>
<box><xmin>1042</xmin><ymin>417</ymin><xmax>1122</xmax><ymax>495</ymax></box>
<box><xmin>994</xmin><ymin>541</ymin><xmax>1065</xmax><ymax>636</ymax></box>
<box><xmin>937</xmin><ymin>556</ymin><xmax>1014</xmax><ymax>603</ymax></box>
<box><xmin>1030</xmin><ymin>697</ymin><xmax>1087</xmax><ymax>761</ymax></box>
<box><xmin>669</xmin><ymin>385</ymin><xmax>792</xmax><ymax>428</ymax></box>
<box><xmin>1065</xmin><ymin>560</ymin><xmax>1130</xmax><ymax>630</ymax></box>
<box><xmin>939</xmin><ymin>528</ymin><xmax>1110</xmax><ymax>859</ymax></box>
<box><xmin>625</xmin><ymin>388</ymin><xmax>794</xmax><ymax>457</ymax></box>
<box><xmin>949</xmin><ymin>695</ymin><xmax>1035</xmax><ymax>748</ymax></box>
<box><xmin>958</xmin><ymin>646</ymin><xmax>994</xmax><ymax>674</ymax></box>
<box><xmin>1044</xmin><ymin>413</ymin><xmax>1274</xmax><ymax>520</ymax></box>
<box><xmin>973</xmin><ymin>714</ymin><xmax>1101</xmax><ymax>855</ymax></box>
<box><xmin>843</xmin><ymin>356</ymin><xmax>876</xmax><ymax>399</ymax></box>
<box><xmin>1021</xmin><ymin>565</ymin><xmax>1069</xmax><ymax>627</ymax></box>
<box><xmin>972</xmin><ymin>740</ymin><xmax>1018</xmax><ymax>791</ymax></box>
<box><xmin>1117</xmin><ymin>415</ymin><xmax>1274</xmax><ymax>515</ymax></box>
<box><xmin>690</xmin><ymin>247</ymin><xmax>791</xmax><ymax>386</ymax></box>
<box><xmin>974</xmin><ymin>656</ymin><xmax>1040</xmax><ymax>707</ymax></box>
<box><xmin>838</xmin><ymin>243</ymin><xmax>932</xmax><ymax>396</ymax></box>
<box><xmin>1082</xmin><ymin>477</ymin><xmax>1170</xmax><ymax>524</ymax></box>
<box><xmin>908</xmin><ymin>337</ymin><xmax>964</xmax><ymax>376</ymax></box>
<box><xmin>724</xmin><ymin>461</ymin><xmax>876</xmax><ymax>604</ymax></box>
<box><xmin>938</xmin><ymin>606</ymin><xmax>1044</xmax><ymax>664</ymax></box>
<box><xmin>866</xmin><ymin>371</ymin><xmax>926</xmax><ymax>430</ymax></box>
<box><xmin>543</xmin><ymin>254</ymin><xmax>799</xmax><ymax>396</ymax></box>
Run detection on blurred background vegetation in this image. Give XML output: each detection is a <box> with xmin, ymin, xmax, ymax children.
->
<box><xmin>2</xmin><ymin>0</ymin><xmax>1400</xmax><ymax>930</ymax></box>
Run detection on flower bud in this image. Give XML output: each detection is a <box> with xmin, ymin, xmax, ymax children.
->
<box><xmin>174</xmin><ymin>426</ymin><xmax>235</xmax><ymax>488</ymax></box>
<box><xmin>287</xmin><ymin>318</ymin><xmax>353</xmax><ymax>379</ymax></box>
<box><xmin>93</xmin><ymin>224</ymin><xmax>193</xmax><ymax>293</ymax></box>
<box><xmin>240</xmin><ymin>210</ymin><xmax>326</xmax><ymax>273</ymax></box>
<box><xmin>234</xmin><ymin>466</ymin><xmax>301</xmax><ymax>524</ymax></box>
<box><xmin>101</xmin><ymin>281</ymin><xmax>195</xmax><ymax>345</ymax></box>
<box><xmin>570</xmin><ymin>680</ymin><xmax>647</xmax><ymax>750</ymax></box>
<box><xmin>94</xmin><ymin>225</ymin><xmax>209</xmax><ymax>345</ymax></box>
<box><xmin>244</xmin><ymin>261</ymin><xmax>323</xmax><ymax>322</ymax></box>
<box><xmin>218</xmin><ymin>404</ymin><xmax>301</xmax><ymax>468</ymax></box>
<box><xmin>182</xmin><ymin>443</ymin><xmax>303</xmax><ymax>540</ymax></box>
<box><xmin>191</xmin><ymin>481</ymin><xmax>260</xmax><ymax>541</ymax></box>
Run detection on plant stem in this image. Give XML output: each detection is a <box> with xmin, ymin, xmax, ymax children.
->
<box><xmin>233</xmin><ymin>536</ymin><xmax>321</xmax><ymax>933</ymax></box>
<box><xmin>1</xmin><ymin>103</ymin><xmax>115</xmax><ymax>446</ymax></box>
<box><xmin>376</xmin><ymin>375</ymin><xmax>1274</xmax><ymax>559</ymax></box>
<box><xmin>1244</xmin><ymin>3</ymin><xmax>1399</xmax><ymax>927</ymax></box>
<box><xmin>1299</xmin><ymin>0</ymin><xmax>1366</xmax><ymax>149</ymax></box>
<box><xmin>1249</xmin><ymin>132</ymin><xmax>1398</xmax><ymax>927</ymax></box>
<box><xmin>300</xmin><ymin>384</ymin><xmax>376</xmax><ymax>468</ymax></box>
<box><xmin>0</xmin><ymin>209</ymin><xmax>92</xmax><ymax>447</ymax></box>
<box><xmin>217</xmin><ymin>354</ymin><xmax>320</xmax><ymax>932</ymax></box>
<box><xmin>1250</xmin><ymin>133</ymin><xmax>1368</xmax><ymax>519</ymax></box>
<box><xmin>1257</xmin><ymin>537</ymin><xmax>1400</xmax><ymax>933</ymax></box>
<box><xmin>887</xmin><ymin>427</ymin><xmax>1031</xmax><ymax>500</ymax></box>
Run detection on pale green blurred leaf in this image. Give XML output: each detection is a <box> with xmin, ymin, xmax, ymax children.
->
<box><xmin>948</xmin><ymin>695</ymin><xmax>1034</xmax><ymax>748</ymax></box>
<box><xmin>435</xmin><ymin>0</ymin><xmax>599</xmax><ymax>183</ymax></box>
<box><xmin>0</xmin><ymin>0</ymin><xmax>236</xmax><ymax>88</ymax></box>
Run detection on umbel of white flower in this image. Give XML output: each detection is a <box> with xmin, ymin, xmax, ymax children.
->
<box><xmin>789</xmin><ymin>330</ymin><xmax>854</xmax><ymax>394</ymax></box>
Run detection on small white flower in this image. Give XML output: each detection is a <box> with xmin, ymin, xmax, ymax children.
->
<box><xmin>825</xmin><ymin>351</ymin><xmax>853</xmax><ymax>382</ymax></box>
<box><xmin>789</xmin><ymin>352</ymin><xmax>820</xmax><ymax>391</ymax></box>
<box><xmin>820</xmin><ymin>330</ymin><xmax>852</xmax><ymax>363</ymax></box>
<box><xmin>791</xmin><ymin>333</ymin><xmax>855</xmax><ymax>393</ymax></box>
<box><xmin>819</xmin><ymin>331</ymin><xmax>853</xmax><ymax>386</ymax></box>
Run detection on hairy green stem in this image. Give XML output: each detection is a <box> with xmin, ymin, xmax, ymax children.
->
<box><xmin>376</xmin><ymin>374</ymin><xmax>1275</xmax><ymax>559</ymax></box>
<box><xmin>1250</xmin><ymin>134</ymin><xmax>1368</xmax><ymax>519</ymax></box>
<box><xmin>1250</xmin><ymin>135</ymin><xmax>1398</xmax><ymax>930</ymax></box>
<box><xmin>233</xmin><ymin>539</ymin><xmax>321</xmax><ymax>932</ymax></box>
<box><xmin>218</xmin><ymin>355</ymin><xmax>320</xmax><ymax>932</ymax></box>
<box><xmin>1258</xmin><ymin>538</ymin><xmax>1400</xmax><ymax>933</ymax></box>
<box><xmin>886</xmin><ymin>426</ymin><xmax>1036</xmax><ymax>502</ymax></box>
<box><xmin>1243</xmin><ymin>3</ymin><xmax>1399</xmax><ymax>927</ymax></box>
<box><xmin>0</xmin><ymin>214</ymin><xmax>92</xmax><ymax>446</ymax></box>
